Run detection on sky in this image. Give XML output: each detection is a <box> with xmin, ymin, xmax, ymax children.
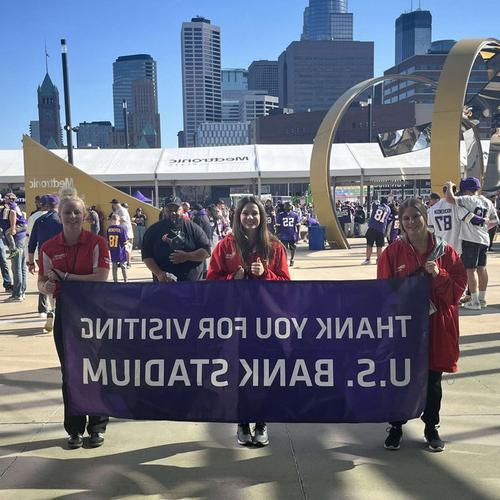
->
<box><xmin>0</xmin><ymin>0</ymin><xmax>498</xmax><ymax>150</ymax></box>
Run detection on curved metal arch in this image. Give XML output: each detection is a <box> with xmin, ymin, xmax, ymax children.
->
<box><xmin>430</xmin><ymin>38</ymin><xmax>500</xmax><ymax>193</ymax></box>
<box><xmin>310</xmin><ymin>74</ymin><xmax>437</xmax><ymax>249</ymax></box>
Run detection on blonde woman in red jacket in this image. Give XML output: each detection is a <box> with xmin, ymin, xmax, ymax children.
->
<box><xmin>377</xmin><ymin>198</ymin><xmax>467</xmax><ymax>452</ymax></box>
<box><xmin>207</xmin><ymin>196</ymin><xmax>290</xmax><ymax>447</ymax></box>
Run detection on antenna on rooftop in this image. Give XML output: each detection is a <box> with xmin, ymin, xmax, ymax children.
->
<box><xmin>44</xmin><ymin>40</ymin><xmax>49</xmax><ymax>74</ymax></box>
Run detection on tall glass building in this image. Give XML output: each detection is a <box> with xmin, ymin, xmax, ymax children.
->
<box><xmin>248</xmin><ymin>60</ymin><xmax>279</xmax><ymax>98</ymax></box>
<box><xmin>112</xmin><ymin>54</ymin><xmax>158</xmax><ymax>130</ymax></box>
<box><xmin>222</xmin><ymin>69</ymin><xmax>248</xmax><ymax>91</ymax></box>
<box><xmin>301</xmin><ymin>0</ymin><xmax>353</xmax><ymax>41</ymax></box>
<box><xmin>395</xmin><ymin>10</ymin><xmax>432</xmax><ymax>64</ymax></box>
<box><xmin>181</xmin><ymin>17</ymin><xmax>222</xmax><ymax>147</ymax></box>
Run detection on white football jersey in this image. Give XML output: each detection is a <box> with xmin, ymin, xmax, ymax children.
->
<box><xmin>457</xmin><ymin>195</ymin><xmax>499</xmax><ymax>247</ymax></box>
<box><xmin>428</xmin><ymin>199</ymin><xmax>471</xmax><ymax>254</ymax></box>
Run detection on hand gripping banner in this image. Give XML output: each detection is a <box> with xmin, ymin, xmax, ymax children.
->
<box><xmin>60</xmin><ymin>278</ymin><xmax>429</xmax><ymax>423</ymax></box>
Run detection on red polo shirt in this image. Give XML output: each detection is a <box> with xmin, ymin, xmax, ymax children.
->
<box><xmin>39</xmin><ymin>230</ymin><xmax>110</xmax><ymax>297</ymax></box>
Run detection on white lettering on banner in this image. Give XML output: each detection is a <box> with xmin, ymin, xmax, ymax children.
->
<box><xmin>315</xmin><ymin>316</ymin><xmax>412</xmax><ymax>340</ymax></box>
<box><xmin>81</xmin><ymin>357</ymin><xmax>411</xmax><ymax>388</ymax></box>
<box><xmin>239</xmin><ymin>359</ymin><xmax>334</xmax><ymax>387</ymax></box>
<box><xmin>256</xmin><ymin>317</ymin><xmax>309</xmax><ymax>339</ymax></box>
<box><xmin>82</xmin><ymin>358</ymin><xmax>230</xmax><ymax>387</ymax></box>
<box><xmin>79</xmin><ymin>315</ymin><xmax>413</xmax><ymax>341</ymax></box>
<box><xmin>198</xmin><ymin>317</ymin><xmax>246</xmax><ymax>339</ymax></box>
<box><xmin>29</xmin><ymin>177</ymin><xmax>74</xmax><ymax>189</ymax></box>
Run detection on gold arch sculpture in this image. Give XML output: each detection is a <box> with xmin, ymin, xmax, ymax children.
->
<box><xmin>430</xmin><ymin>38</ymin><xmax>500</xmax><ymax>193</ymax></box>
<box><xmin>310</xmin><ymin>74</ymin><xmax>437</xmax><ymax>249</ymax></box>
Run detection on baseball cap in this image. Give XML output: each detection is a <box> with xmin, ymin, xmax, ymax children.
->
<box><xmin>42</xmin><ymin>194</ymin><xmax>59</xmax><ymax>206</ymax></box>
<box><xmin>459</xmin><ymin>177</ymin><xmax>481</xmax><ymax>192</ymax></box>
<box><xmin>164</xmin><ymin>195</ymin><xmax>181</xmax><ymax>207</ymax></box>
<box><xmin>110</xmin><ymin>198</ymin><xmax>120</xmax><ymax>204</ymax></box>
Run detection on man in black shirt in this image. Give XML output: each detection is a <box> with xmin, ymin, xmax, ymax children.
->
<box><xmin>141</xmin><ymin>198</ymin><xmax>211</xmax><ymax>282</ymax></box>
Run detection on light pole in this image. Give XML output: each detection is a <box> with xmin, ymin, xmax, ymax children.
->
<box><xmin>122</xmin><ymin>100</ymin><xmax>129</xmax><ymax>149</ymax></box>
<box><xmin>61</xmin><ymin>39</ymin><xmax>74</xmax><ymax>164</ymax></box>
<box><xmin>367</xmin><ymin>96</ymin><xmax>373</xmax><ymax>143</ymax></box>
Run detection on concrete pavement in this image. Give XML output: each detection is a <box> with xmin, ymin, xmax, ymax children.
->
<box><xmin>1</xmin><ymin>241</ymin><xmax>500</xmax><ymax>500</ymax></box>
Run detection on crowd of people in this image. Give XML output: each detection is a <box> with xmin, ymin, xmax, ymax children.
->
<box><xmin>1</xmin><ymin>178</ymin><xmax>498</xmax><ymax>452</ymax></box>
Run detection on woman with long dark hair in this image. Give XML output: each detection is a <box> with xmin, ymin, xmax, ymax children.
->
<box><xmin>377</xmin><ymin>198</ymin><xmax>467</xmax><ymax>452</ymax></box>
<box><xmin>38</xmin><ymin>188</ymin><xmax>110</xmax><ymax>449</ymax></box>
<box><xmin>207</xmin><ymin>196</ymin><xmax>290</xmax><ymax>446</ymax></box>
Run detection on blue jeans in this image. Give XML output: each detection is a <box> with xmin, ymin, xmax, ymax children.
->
<box><xmin>0</xmin><ymin>238</ymin><xmax>12</xmax><ymax>288</ymax></box>
<box><xmin>10</xmin><ymin>237</ymin><xmax>26</xmax><ymax>298</ymax></box>
<box><xmin>135</xmin><ymin>225</ymin><xmax>146</xmax><ymax>249</ymax></box>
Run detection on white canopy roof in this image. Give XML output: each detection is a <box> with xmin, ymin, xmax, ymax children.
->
<box><xmin>0</xmin><ymin>142</ymin><xmax>492</xmax><ymax>185</ymax></box>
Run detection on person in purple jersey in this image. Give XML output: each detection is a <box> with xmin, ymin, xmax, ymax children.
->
<box><xmin>275</xmin><ymin>201</ymin><xmax>300</xmax><ymax>267</ymax></box>
<box><xmin>362</xmin><ymin>197</ymin><xmax>391</xmax><ymax>265</ymax></box>
<box><xmin>3</xmin><ymin>197</ymin><xmax>28</xmax><ymax>260</ymax></box>
<box><xmin>387</xmin><ymin>203</ymin><xmax>401</xmax><ymax>244</ymax></box>
<box><xmin>264</xmin><ymin>199</ymin><xmax>276</xmax><ymax>234</ymax></box>
<box><xmin>1</xmin><ymin>193</ymin><xmax>27</xmax><ymax>301</ymax></box>
<box><xmin>107</xmin><ymin>214</ymin><xmax>129</xmax><ymax>282</ymax></box>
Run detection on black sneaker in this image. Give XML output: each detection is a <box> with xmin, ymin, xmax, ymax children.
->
<box><xmin>253</xmin><ymin>423</ymin><xmax>269</xmax><ymax>447</ymax></box>
<box><xmin>384</xmin><ymin>425</ymin><xmax>402</xmax><ymax>450</ymax></box>
<box><xmin>424</xmin><ymin>426</ymin><xmax>445</xmax><ymax>452</ymax></box>
<box><xmin>289</xmin><ymin>260</ymin><xmax>294</xmax><ymax>267</ymax></box>
<box><xmin>89</xmin><ymin>432</ymin><xmax>105</xmax><ymax>448</ymax></box>
<box><xmin>236</xmin><ymin>424</ymin><xmax>252</xmax><ymax>446</ymax></box>
<box><xmin>67</xmin><ymin>433</ymin><xmax>83</xmax><ymax>449</ymax></box>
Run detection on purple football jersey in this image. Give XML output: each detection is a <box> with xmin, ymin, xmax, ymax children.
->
<box><xmin>276</xmin><ymin>210</ymin><xmax>299</xmax><ymax>241</ymax></box>
<box><xmin>107</xmin><ymin>224</ymin><xmax>128</xmax><ymax>262</ymax></box>
<box><xmin>368</xmin><ymin>203</ymin><xmax>391</xmax><ymax>233</ymax></box>
<box><xmin>387</xmin><ymin>213</ymin><xmax>400</xmax><ymax>243</ymax></box>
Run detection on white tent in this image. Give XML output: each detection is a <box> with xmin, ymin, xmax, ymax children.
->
<box><xmin>0</xmin><ymin>141</ymin><xmax>492</xmax><ymax>187</ymax></box>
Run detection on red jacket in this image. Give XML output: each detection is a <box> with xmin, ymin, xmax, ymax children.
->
<box><xmin>207</xmin><ymin>234</ymin><xmax>290</xmax><ymax>281</ymax></box>
<box><xmin>377</xmin><ymin>235</ymin><xmax>467</xmax><ymax>373</ymax></box>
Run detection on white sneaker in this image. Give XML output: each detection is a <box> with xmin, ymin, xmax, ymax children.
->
<box><xmin>361</xmin><ymin>259</ymin><xmax>371</xmax><ymax>265</ymax></box>
<box><xmin>463</xmin><ymin>301</ymin><xmax>481</xmax><ymax>310</ymax></box>
<box><xmin>479</xmin><ymin>299</ymin><xmax>487</xmax><ymax>309</ymax></box>
<box><xmin>45</xmin><ymin>312</ymin><xmax>54</xmax><ymax>332</ymax></box>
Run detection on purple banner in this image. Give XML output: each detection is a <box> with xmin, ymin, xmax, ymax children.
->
<box><xmin>60</xmin><ymin>277</ymin><xmax>429</xmax><ymax>423</ymax></box>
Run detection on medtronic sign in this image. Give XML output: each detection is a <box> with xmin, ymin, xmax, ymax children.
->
<box><xmin>29</xmin><ymin>177</ymin><xmax>74</xmax><ymax>189</ymax></box>
<box><xmin>169</xmin><ymin>156</ymin><xmax>249</xmax><ymax>164</ymax></box>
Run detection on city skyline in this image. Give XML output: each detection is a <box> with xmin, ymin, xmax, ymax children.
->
<box><xmin>0</xmin><ymin>0</ymin><xmax>497</xmax><ymax>150</ymax></box>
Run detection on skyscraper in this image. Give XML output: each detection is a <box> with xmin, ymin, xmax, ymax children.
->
<box><xmin>37</xmin><ymin>73</ymin><xmax>62</xmax><ymax>148</ymax></box>
<box><xmin>248</xmin><ymin>60</ymin><xmax>279</xmax><ymax>98</ymax></box>
<box><xmin>181</xmin><ymin>16</ymin><xmax>222</xmax><ymax>147</ymax></box>
<box><xmin>395</xmin><ymin>9</ymin><xmax>432</xmax><ymax>64</ymax></box>
<box><xmin>222</xmin><ymin>69</ymin><xmax>248</xmax><ymax>91</ymax></box>
<box><xmin>279</xmin><ymin>41</ymin><xmax>373</xmax><ymax>112</ymax></box>
<box><xmin>112</xmin><ymin>54</ymin><xmax>161</xmax><ymax>147</ymax></box>
<box><xmin>301</xmin><ymin>0</ymin><xmax>353</xmax><ymax>41</ymax></box>
<box><xmin>76</xmin><ymin>121</ymin><xmax>113</xmax><ymax>148</ymax></box>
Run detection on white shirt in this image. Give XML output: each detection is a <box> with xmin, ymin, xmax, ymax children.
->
<box><xmin>27</xmin><ymin>209</ymin><xmax>47</xmax><ymax>258</ymax></box>
<box><xmin>428</xmin><ymin>200</ymin><xmax>474</xmax><ymax>254</ymax></box>
<box><xmin>114</xmin><ymin>206</ymin><xmax>133</xmax><ymax>238</ymax></box>
<box><xmin>457</xmin><ymin>195</ymin><xmax>499</xmax><ymax>247</ymax></box>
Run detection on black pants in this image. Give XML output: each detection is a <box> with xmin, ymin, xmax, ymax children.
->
<box><xmin>390</xmin><ymin>370</ymin><xmax>442</xmax><ymax>428</ymax></box>
<box><xmin>38</xmin><ymin>293</ymin><xmax>48</xmax><ymax>313</ymax></box>
<box><xmin>54</xmin><ymin>303</ymin><xmax>109</xmax><ymax>435</ymax></box>
<box><xmin>489</xmin><ymin>226</ymin><xmax>497</xmax><ymax>250</ymax></box>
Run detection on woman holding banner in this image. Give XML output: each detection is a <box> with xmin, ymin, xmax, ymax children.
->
<box><xmin>207</xmin><ymin>195</ymin><xmax>290</xmax><ymax>447</ymax></box>
<box><xmin>38</xmin><ymin>188</ymin><xmax>110</xmax><ymax>450</ymax></box>
<box><xmin>377</xmin><ymin>198</ymin><xmax>466</xmax><ymax>452</ymax></box>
